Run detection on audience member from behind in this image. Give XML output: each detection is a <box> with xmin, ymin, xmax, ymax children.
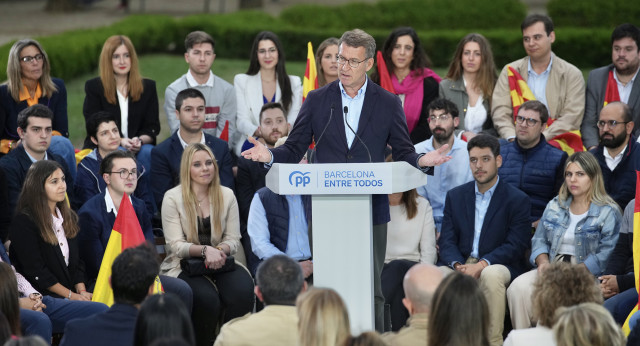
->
<box><xmin>0</xmin><ymin>262</ymin><xmax>21</xmax><ymax>338</ymax></box>
<box><xmin>82</xmin><ymin>35</ymin><xmax>159</xmax><ymax>175</ymax></box>
<box><xmin>382</xmin><ymin>156</ymin><xmax>436</xmax><ymax>331</ymax></box>
<box><xmin>440</xmin><ymin>33</ymin><xmax>497</xmax><ymax>139</ymax></box>
<box><xmin>507</xmin><ymin>151</ymin><xmax>621</xmax><ymax>330</ymax></box>
<box><xmin>160</xmin><ymin>143</ymin><xmax>253</xmax><ymax>346</ymax></box>
<box><xmin>370</xmin><ymin>27</ymin><xmax>441</xmax><ymax>143</ymax></box>
<box><xmin>0</xmin><ymin>105</ymin><xmax>74</xmax><ymax>215</ymax></box>
<box><xmin>0</xmin><ymin>312</ymin><xmax>11</xmax><ymax>345</ymax></box>
<box><xmin>215</xmin><ymin>255</ymin><xmax>307</xmax><ymax>346</ymax></box>
<box><xmin>428</xmin><ymin>272</ymin><xmax>489</xmax><ymax>346</ymax></box>
<box><xmin>315</xmin><ymin>38</ymin><xmax>339</xmax><ymax>87</ymax></box>
<box><xmin>233</xmin><ymin>31</ymin><xmax>302</xmax><ymax>156</ymax></box>
<box><xmin>347</xmin><ymin>332</ymin><xmax>387</xmax><ymax>346</ymax></box>
<box><xmin>499</xmin><ymin>100</ymin><xmax>567</xmax><ymax>226</ymax></box>
<box><xmin>297</xmin><ymin>288</ymin><xmax>350</xmax><ymax>346</ymax></box>
<box><xmin>75</xmin><ymin>111</ymin><xmax>154</xmax><ymax>214</ymax></box>
<box><xmin>504</xmin><ymin>262</ymin><xmax>603</xmax><ymax>346</ymax></box>
<box><xmin>4</xmin><ymin>336</ymin><xmax>49</xmax><ymax>346</ymax></box>
<box><xmin>60</xmin><ymin>245</ymin><xmax>160</xmax><ymax>346</ymax></box>
<box><xmin>134</xmin><ymin>293</ymin><xmax>195</xmax><ymax>346</ymax></box>
<box><xmin>152</xmin><ymin>88</ymin><xmax>234</xmax><ymax>209</ymax></box>
<box><xmin>164</xmin><ymin>31</ymin><xmax>237</xmax><ymax>143</ymax></box>
<box><xmin>581</xmin><ymin>23</ymin><xmax>640</xmax><ymax>149</ymax></box>
<box><xmin>0</xmin><ymin>38</ymin><xmax>76</xmax><ymax>180</ymax></box>
<box><xmin>413</xmin><ymin>98</ymin><xmax>473</xmax><ymax>233</ymax></box>
<box><xmin>382</xmin><ymin>263</ymin><xmax>443</xmax><ymax>345</ymax></box>
<box><xmin>553</xmin><ymin>303</ymin><xmax>625</xmax><ymax>346</ymax></box>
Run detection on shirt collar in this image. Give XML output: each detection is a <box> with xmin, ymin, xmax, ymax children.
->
<box><xmin>19</xmin><ymin>82</ymin><xmax>42</xmax><ymax>104</ymax></box>
<box><xmin>177</xmin><ymin>130</ymin><xmax>206</xmax><ymax>149</ymax></box>
<box><xmin>186</xmin><ymin>69</ymin><xmax>214</xmax><ymax>88</ymax></box>
<box><xmin>527</xmin><ymin>54</ymin><xmax>554</xmax><ymax>76</ymax></box>
<box><xmin>475</xmin><ymin>176</ymin><xmax>500</xmax><ymax>197</ymax></box>
<box><xmin>603</xmin><ymin>144</ymin><xmax>627</xmax><ymax>160</ymax></box>
<box><xmin>104</xmin><ymin>190</ymin><xmax>118</xmax><ymax>216</ymax></box>
<box><xmin>613</xmin><ymin>66</ymin><xmax>639</xmax><ymax>85</ymax></box>
<box><xmin>339</xmin><ymin>77</ymin><xmax>368</xmax><ymax>99</ymax></box>
<box><xmin>25</xmin><ymin>149</ymin><xmax>47</xmax><ymax>163</ymax></box>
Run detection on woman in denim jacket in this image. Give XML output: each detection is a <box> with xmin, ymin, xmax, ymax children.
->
<box><xmin>505</xmin><ymin>151</ymin><xmax>621</xmax><ymax>331</ymax></box>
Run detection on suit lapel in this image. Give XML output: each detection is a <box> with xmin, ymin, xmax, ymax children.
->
<box><xmin>357</xmin><ymin>81</ymin><xmax>376</xmax><ymax>139</ymax></box>
<box><xmin>331</xmin><ymin>83</ymin><xmax>349</xmax><ymax>150</ymax></box>
<box><xmin>628</xmin><ymin>72</ymin><xmax>640</xmax><ymax>113</ymax></box>
<box><xmin>465</xmin><ymin>183</ymin><xmax>476</xmax><ymax>235</ymax></box>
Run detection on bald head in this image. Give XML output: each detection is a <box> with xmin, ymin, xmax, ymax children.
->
<box><xmin>403</xmin><ymin>264</ymin><xmax>443</xmax><ymax>314</ymax></box>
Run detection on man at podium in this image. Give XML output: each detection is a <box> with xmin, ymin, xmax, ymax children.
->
<box><xmin>242</xmin><ymin>29</ymin><xmax>450</xmax><ymax>332</ymax></box>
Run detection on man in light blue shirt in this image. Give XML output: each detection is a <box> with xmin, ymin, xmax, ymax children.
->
<box><xmin>414</xmin><ymin>98</ymin><xmax>473</xmax><ymax>233</ymax></box>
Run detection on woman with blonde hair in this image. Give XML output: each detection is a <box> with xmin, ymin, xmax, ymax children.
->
<box><xmin>440</xmin><ymin>33</ymin><xmax>498</xmax><ymax>139</ymax></box>
<box><xmin>553</xmin><ymin>303</ymin><xmax>625</xmax><ymax>346</ymax></box>
<box><xmin>315</xmin><ymin>37</ymin><xmax>339</xmax><ymax>87</ymax></box>
<box><xmin>507</xmin><ymin>151</ymin><xmax>621</xmax><ymax>330</ymax></box>
<box><xmin>297</xmin><ymin>288</ymin><xmax>351</xmax><ymax>346</ymax></box>
<box><xmin>161</xmin><ymin>143</ymin><xmax>253</xmax><ymax>346</ymax></box>
<box><xmin>83</xmin><ymin>35</ymin><xmax>160</xmax><ymax>175</ymax></box>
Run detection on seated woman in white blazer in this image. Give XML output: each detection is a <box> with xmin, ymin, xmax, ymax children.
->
<box><xmin>233</xmin><ymin>31</ymin><xmax>302</xmax><ymax>156</ymax></box>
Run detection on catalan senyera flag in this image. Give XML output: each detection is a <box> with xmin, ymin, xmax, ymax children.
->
<box><xmin>622</xmin><ymin>172</ymin><xmax>640</xmax><ymax>335</ymax></box>
<box><xmin>604</xmin><ymin>69</ymin><xmax>621</xmax><ymax>107</ymax></box>
<box><xmin>507</xmin><ymin>66</ymin><xmax>535</xmax><ymax>120</ymax></box>
<box><xmin>303</xmin><ymin>42</ymin><xmax>318</xmax><ymax>102</ymax></box>
<box><xmin>92</xmin><ymin>194</ymin><xmax>163</xmax><ymax>306</ymax></box>
<box><xmin>376</xmin><ymin>51</ymin><xmax>395</xmax><ymax>94</ymax></box>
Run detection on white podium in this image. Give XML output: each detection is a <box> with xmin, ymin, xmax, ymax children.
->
<box><xmin>265</xmin><ymin>162</ymin><xmax>427</xmax><ymax>333</ymax></box>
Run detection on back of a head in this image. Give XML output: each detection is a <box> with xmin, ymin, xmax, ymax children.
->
<box><xmin>553</xmin><ymin>303</ymin><xmax>625</xmax><ymax>346</ymax></box>
<box><xmin>256</xmin><ymin>255</ymin><xmax>304</xmax><ymax>306</ymax></box>
<box><xmin>111</xmin><ymin>245</ymin><xmax>159</xmax><ymax>305</ymax></box>
<box><xmin>134</xmin><ymin>293</ymin><xmax>195</xmax><ymax>346</ymax></box>
<box><xmin>428</xmin><ymin>273</ymin><xmax>490</xmax><ymax>346</ymax></box>
<box><xmin>3</xmin><ymin>336</ymin><xmax>49</xmax><ymax>346</ymax></box>
<box><xmin>403</xmin><ymin>263</ymin><xmax>444</xmax><ymax>314</ymax></box>
<box><xmin>297</xmin><ymin>288</ymin><xmax>351</xmax><ymax>346</ymax></box>
<box><xmin>532</xmin><ymin>262</ymin><xmax>602</xmax><ymax>327</ymax></box>
<box><xmin>347</xmin><ymin>332</ymin><xmax>386</xmax><ymax>346</ymax></box>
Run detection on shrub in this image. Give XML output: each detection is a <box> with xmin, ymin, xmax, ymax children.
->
<box><xmin>548</xmin><ymin>0</ymin><xmax>640</xmax><ymax>29</ymax></box>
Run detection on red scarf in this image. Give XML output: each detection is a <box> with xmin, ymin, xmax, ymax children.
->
<box><xmin>391</xmin><ymin>68</ymin><xmax>441</xmax><ymax>132</ymax></box>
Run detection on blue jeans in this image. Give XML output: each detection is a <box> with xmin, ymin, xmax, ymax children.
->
<box><xmin>21</xmin><ymin>296</ymin><xmax>108</xmax><ymax>344</ymax></box>
<box><xmin>49</xmin><ymin>136</ymin><xmax>77</xmax><ymax>182</ymax></box>
<box><xmin>604</xmin><ymin>287</ymin><xmax>638</xmax><ymax>325</ymax></box>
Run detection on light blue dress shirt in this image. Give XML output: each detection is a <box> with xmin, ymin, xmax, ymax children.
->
<box><xmin>339</xmin><ymin>78</ymin><xmax>368</xmax><ymax>148</ymax></box>
<box><xmin>472</xmin><ymin>177</ymin><xmax>500</xmax><ymax>261</ymax></box>
<box><xmin>25</xmin><ymin>150</ymin><xmax>47</xmax><ymax>163</ymax></box>
<box><xmin>527</xmin><ymin>55</ymin><xmax>553</xmax><ymax>108</ymax></box>
<box><xmin>414</xmin><ymin>136</ymin><xmax>473</xmax><ymax>231</ymax></box>
<box><xmin>247</xmin><ymin>193</ymin><xmax>311</xmax><ymax>260</ymax></box>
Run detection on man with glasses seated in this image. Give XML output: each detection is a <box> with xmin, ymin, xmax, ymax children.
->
<box><xmin>77</xmin><ymin>150</ymin><xmax>193</xmax><ymax>310</ymax></box>
<box><xmin>591</xmin><ymin>101</ymin><xmax>640</xmax><ymax>209</ymax></box>
<box><xmin>499</xmin><ymin>100</ymin><xmax>567</xmax><ymax>230</ymax></box>
<box><xmin>75</xmin><ymin>111</ymin><xmax>154</xmax><ymax>215</ymax></box>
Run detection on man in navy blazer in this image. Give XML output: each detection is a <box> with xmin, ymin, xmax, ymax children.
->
<box><xmin>438</xmin><ymin>135</ymin><xmax>531</xmax><ymax>346</ymax></box>
<box><xmin>242</xmin><ymin>29</ymin><xmax>450</xmax><ymax>332</ymax></box>
<box><xmin>151</xmin><ymin>88</ymin><xmax>234</xmax><ymax>209</ymax></box>
<box><xmin>60</xmin><ymin>245</ymin><xmax>159</xmax><ymax>346</ymax></box>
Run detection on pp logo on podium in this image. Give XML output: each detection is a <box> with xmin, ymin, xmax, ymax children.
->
<box><xmin>289</xmin><ymin>171</ymin><xmax>311</xmax><ymax>187</ymax></box>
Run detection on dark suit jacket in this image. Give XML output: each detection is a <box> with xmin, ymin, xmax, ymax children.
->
<box><xmin>438</xmin><ymin>179</ymin><xmax>531</xmax><ymax>280</ymax></box>
<box><xmin>0</xmin><ymin>77</ymin><xmax>69</xmax><ymax>140</ymax></box>
<box><xmin>271</xmin><ymin>79</ymin><xmax>428</xmax><ymax>225</ymax></box>
<box><xmin>9</xmin><ymin>212</ymin><xmax>85</xmax><ymax>298</ymax></box>
<box><xmin>151</xmin><ymin>131</ymin><xmax>234</xmax><ymax>209</ymax></box>
<box><xmin>236</xmin><ymin>156</ymin><xmax>267</xmax><ymax>226</ymax></box>
<box><xmin>581</xmin><ymin>64</ymin><xmax>640</xmax><ymax>148</ymax></box>
<box><xmin>0</xmin><ymin>146</ymin><xmax>74</xmax><ymax>215</ymax></box>
<box><xmin>60</xmin><ymin>303</ymin><xmax>138</xmax><ymax>346</ymax></box>
<box><xmin>82</xmin><ymin>77</ymin><xmax>160</xmax><ymax>148</ymax></box>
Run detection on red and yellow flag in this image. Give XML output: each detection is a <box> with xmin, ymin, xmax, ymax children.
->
<box><xmin>507</xmin><ymin>66</ymin><xmax>535</xmax><ymax>120</ymax></box>
<box><xmin>376</xmin><ymin>51</ymin><xmax>395</xmax><ymax>94</ymax></box>
<box><xmin>548</xmin><ymin>130</ymin><xmax>585</xmax><ymax>156</ymax></box>
<box><xmin>604</xmin><ymin>69</ymin><xmax>621</xmax><ymax>107</ymax></box>
<box><xmin>220</xmin><ymin>120</ymin><xmax>229</xmax><ymax>142</ymax></box>
<box><xmin>622</xmin><ymin>172</ymin><xmax>640</xmax><ymax>335</ymax></box>
<box><xmin>303</xmin><ymin>42</ymin><xmax>318</xmax><ymax>102</ymax></box>
<box><xmin>92</xmin><ymin>194</ymin><xmax>163</xmax><ymax>306</ymax></box>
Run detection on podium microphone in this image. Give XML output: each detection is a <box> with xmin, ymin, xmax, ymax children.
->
<box><xmin>343</xmin><ymin>106</ymin><xmax>372</xmax><ymax>163</ymax></box>
<box><xmin>311</xmin><ymin>103</ymin><xmax>335</xmax><ymax>163</ymax></box>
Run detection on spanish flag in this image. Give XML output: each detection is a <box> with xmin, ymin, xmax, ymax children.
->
<box><xmin>623</xmin><ymin>172</ymin><xmax>640</xmax><ymax>335</ymax></box>
<box><xmin>547</xmin><ymin>129</ymin><xmax>585</xmax><ymax>156</ymax></box>
<box><xmin>376</xmin><ymin>51</ymin><xmax>395</xmax><ymax>94</ymax></box>
<box><xmin>303</xmin><ymin>42</ymin><xmax>318</xmax><ymax>102</ymax></box>
<box><xmin>92</xmin><ymin>194</ymin><xmax>163</xmax><ymax>306</ymax></box>
<box><xmin>507</xmin><ymin>66</ymin><xmax>535</xmax><ymax>120</ymax></box>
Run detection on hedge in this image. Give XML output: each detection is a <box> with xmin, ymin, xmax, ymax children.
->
<box><xmin>0</xmin><ymin>2</ymin><xmax>616</xmax><ymax>83</ymax></box>
<box><xmin>548</xmin><ymin>0</ymin><xmax>640</xmax><ymax>29</ymax></box>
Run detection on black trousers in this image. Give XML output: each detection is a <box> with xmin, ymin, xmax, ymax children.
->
<box><xmin>373</xmin><ymin>223</ymin><xmax>387</xmax><ymax>332</ymax></box>
<box><xmin>381</xmin><ymin>259</ymin><xmax>417</xmax><ymax>331</ymax></box>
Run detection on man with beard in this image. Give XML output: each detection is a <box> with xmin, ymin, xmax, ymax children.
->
<box><xmin>236</xmin><ymin>103</ymin><xmax>291</xmax><ymax>274</ymax></box>
<box><xmin>591</xmin><ymin>102</ymin><xmax>640</xmax><ymax>209</ymax></box>
<box><xmin>499</xmin><ymin>100</ymin><xmax>567</xmax><ymax>229</ymax></box>
<box><xmin>438</xmin><ymin>135</ymin><xmax>531</xmax><ymax>346</ymax></box>
<box><xmin>581</xmin><ymin>24</ymin><xmax>640</xmax><ymax>150</ymax></box>
<box><xmin>414</xmin><ymin>98</ymin><xmax>472</xmax><ymax>234</ymax></box>
<box><xmin>151</xmin><ymin>88</ymin><xmax>234</xmax><ymax>209</ymax></box>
